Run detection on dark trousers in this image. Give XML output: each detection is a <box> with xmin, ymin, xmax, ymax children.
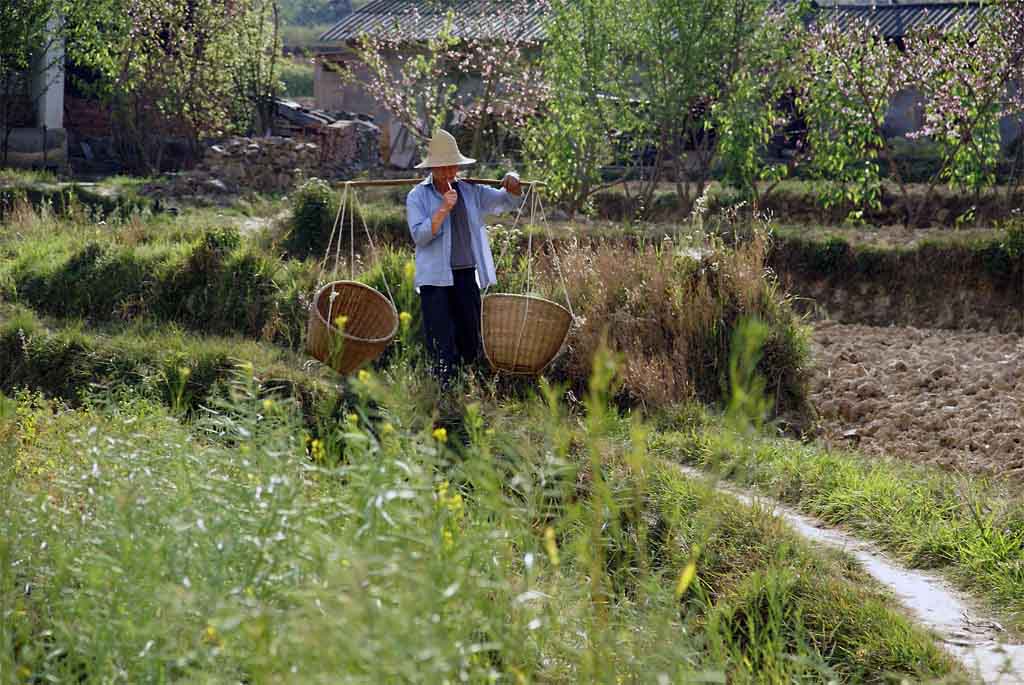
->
<box><xmin>420</xmin><ymin>268</ymin><xmax>482</xmax><ymax>383</ymax></box>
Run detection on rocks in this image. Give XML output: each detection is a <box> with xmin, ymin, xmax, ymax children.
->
<box><xmin>810</xmin><ymin>322</ymin><xmax>1024</xmax><ymax>478</ymax></box>
<box><xmin>190</xmin><ymin>125</ymin><xmax>382</xmax><ymax>195</ymax></box>
<box><xmin>198</xmin><ymin>136</ymin><xmax>321</xmax><ymax>193</ymax></box>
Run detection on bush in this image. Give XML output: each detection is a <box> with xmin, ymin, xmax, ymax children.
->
<box><xmin>285</xmin><ymin>178</ymin><xmax>339</xmax><ymax>259</ymax></box>
<box><xmin>280</xmin><ymin>58</ymin><xmax>315</xmax><ymax>97</ymax></box>
<box><xmin>514</xmin><ymin>231</ymin><xmax>811</xmax><ymax>418</ymax></box>
<box><xmin>281</xmin><ymin>179</ymin><xmax>409</xmax><ymax>260</ymax></box>
<box><xmin>10</xmin><ymin>227</ymin><xmax>315</xmax><ymax>347</ymax></box>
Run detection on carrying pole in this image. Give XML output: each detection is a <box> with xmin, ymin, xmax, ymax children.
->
<box><xmin>336</xmin><ymin>178</ymin><xmax>546</xmax><ymax>188</ymax></box>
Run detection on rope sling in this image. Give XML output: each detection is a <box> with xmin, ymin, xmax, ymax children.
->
<box><xmin>305</xmin><ymin>178</ymin><xmax>574</xmax><ymax>376</ymax></box>
<box><xmin>306</xmin><ymin>183</ymin><xmax>399</xmax><ymax>375</ymax></box>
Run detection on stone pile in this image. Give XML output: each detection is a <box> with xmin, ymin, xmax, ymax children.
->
<box><xmin>200</xmin><ymin>137</ymin><xmax>321</xmax><ymax>193</ymax></box>
<box><xmin>193</xmin><ymin>121</ymin><xmax>381</xmax><ymax>194</ymax></box>
<box><xmin>320</xmin><ymin>119</ymin><xmax>380</xmax><ymax>177</ymax></box>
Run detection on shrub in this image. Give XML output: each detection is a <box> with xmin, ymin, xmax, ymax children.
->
<box><xmin>517</xmin><ymin>232</ymin><xmax>811</xmax><ymax>418</ymax></box>
<box><xmin>281</xmin><ymin>179</ymin><xmax>409</xmax><ymax>259</ymax></box>
<box><xmin>284</xmin><ymin>178</ymin><xmax>339</xmax><ymax>259</ymax></box>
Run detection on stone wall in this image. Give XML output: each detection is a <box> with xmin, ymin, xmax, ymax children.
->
<box><xmin>197</xmin><ymin>121</ymin><xmax>380</xmax><ymax>193</ymax></box>
<box><xmin>201</xmin><ymin>137</ymin><xmax>320</xmax><ymax>193</ymax></box>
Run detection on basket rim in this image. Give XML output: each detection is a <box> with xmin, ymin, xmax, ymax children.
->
<box><xmin>482</xmin><ymin>292</ymin><xmax>572</xmax><ymax>319</ymax></box>
<box><xmin>481</xmin><ymin>291</ymin><xmax>572</xmax><ymax>375</ymax></box>
<box><xmin>312</xmin><ymin>280</ymin><xmax>399</xmax><ymax>344</ymax></box>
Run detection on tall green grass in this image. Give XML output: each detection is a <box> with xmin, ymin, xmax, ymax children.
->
<box><xmin>652</xmin><ymin>414</ymin><xmax>1024</xmax><ymax>635</ymax></box>
<box><xmin>1</xmin><ymin>347</ymin><xmax>958</xmax><ymax>683</ymax></box>
<box><xmin>2</xmin><ymin>199</ymin><xmax>811</xmax><ymax>418</ymax></box>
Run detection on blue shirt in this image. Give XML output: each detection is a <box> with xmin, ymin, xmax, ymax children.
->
<box><xmin>406</xmin><ymin>175</ymin><xmax>524</xmax><ymax>290</ymax></box>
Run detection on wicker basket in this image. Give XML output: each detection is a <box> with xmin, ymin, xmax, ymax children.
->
<box><xmin>481</xmin><ymin>293</ymin><xmax>572</xmax><ymax>375</ymax></box>
<box><xmin>307</xmin><ymin>281</ymin><xmax>399</xmax><ymax>375</ymax></box>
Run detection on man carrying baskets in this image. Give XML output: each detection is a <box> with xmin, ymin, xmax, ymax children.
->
<box><xmin>406</xmin><ymin>129</ymin><xmax>523</xmax><ymax>384</ymax></box>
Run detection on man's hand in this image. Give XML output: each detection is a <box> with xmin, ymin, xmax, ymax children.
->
<box><xmin>441</xmin><ymin>181</ymin><xmax>458</xmax><ymax>213</ymax></box>
<box><xmin>501</xmin><ymin>172</ymin><xmax>522</xmax><ymax>196</ymax></box>
<box><xmin>431</xmin><ymin>180</ymin><xmax>457</xmax><ymax>237</ymax></box>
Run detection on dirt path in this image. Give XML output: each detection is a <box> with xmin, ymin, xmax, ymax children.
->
<box><xmin>809</xmin><ymin>322</ymin><xmax>1024</xmax><ymax>478</ymax></box>
<box><xmin>678</xmin><ymin>465</ymin><xmax>1024</xmax><ymax>684</ymax></box>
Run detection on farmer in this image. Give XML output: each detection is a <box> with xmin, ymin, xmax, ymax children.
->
<box><xmin>406</xmin><ymin>129</ymin><xmax>523</xmax><ymax>383</ymax></box>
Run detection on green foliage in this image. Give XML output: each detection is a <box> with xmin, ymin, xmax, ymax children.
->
<box><xmin>525</xmin><ymin>0</ymin><xmax>635</xmax><ymax>213</ymax></box>
<box><xmin>285</xmin><ymin>178</ymin><xmax>340</xmax><ymax>258</ymax></box>
<box><xmin>0</xmin><ymin>305</ymin><xmax>329</xmax><ymax>413</ymax></box>
<box><xmin>67</xmin><ymin>0</ymin><xmax>283</xmax><ymax>171</ymax></box>
<box><xmin>3</xmin><ymin>223</ymin><xmax>314</xmax><ymax>347</ymax></box>
<box><xmin>655</xmin><ymin>417</ymin><xmax>1024</xmax><ymax>634</ymax></box>
<box><xmin>279</xmin><ymin>57</ymin><xmax>315</xmax><ymax>97</ymax></box>
<box><xmin>281</xmin><ymin>180</ymin><xmax>408</xmax><ymax>260</ymax></box>
<box><xmin>0</xmin><ymin>352</ymin><xmax>957</xmax><ymax>682</ymax></box>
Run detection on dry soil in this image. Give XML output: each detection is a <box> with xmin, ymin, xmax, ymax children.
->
<box><xmin>810</xmin><ymin>321</ymin><xmax>1024</xmax><ymax>478</ymax></box>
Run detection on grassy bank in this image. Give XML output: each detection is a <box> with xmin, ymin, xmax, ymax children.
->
<box><xmin>651</xmin><ymin>414</ymin><xmax>1024</xmax><ymax>635</ymax></box>
<box><xmin>0</xmin><ymin>304</ymin><xmax>336</xmax><ymax>415</ymax></box>
<box><xmin>1</xmin><ymin>357</ymin><xmax>960</xmax><ymax>683</ymax></box>
<box><xmin>2</xmin><ymin>198</ymin><xmax>812</xmax><ymax>418</ymax></box>
<box><xmin>769</xmin><ymin>224</ymin><xmax>1024</xmax><ymax>331</ymax></box>
<box><xmin>590</xmin><ymin>179</ymin><xmax>1024</xmax><ymax>227</ymax></box>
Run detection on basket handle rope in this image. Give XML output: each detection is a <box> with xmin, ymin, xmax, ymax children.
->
<box><xmin>482</xmin><ymin>183</ymin><xmax>577</xmax><ymax>373</ymax></box>
<box><xmin>317</xmin><ymin>183</ymin><xmax>396</xmax><ymax>307</ymax></box>
<box><xmin>318</xmin><ymin>182</ymin><xmax>349</xmax><ymax>286</ymax></box>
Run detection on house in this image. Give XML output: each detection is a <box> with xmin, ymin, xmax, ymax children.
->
<box><xmin>2</xmin><ymin>16</ymin><xmax>66</xmax><ymax>169</ymax></box>
<box><xmin>813</xmin><ymin>0</ymin><xmax>1019</xmax><ymax>149</ymax></box>
<box><xmin>313</xmin><ymin>0</ymin><xmax>1019</xmax><ymax>166</ymax></box>
<box><xmin>314</xmin><ymin>0</ymin><xmax>547</xmax><ymax>167</ymax></box>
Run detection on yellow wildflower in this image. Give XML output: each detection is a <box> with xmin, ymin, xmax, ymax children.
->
<box><xmin>404</xmin><ymin>260</ymin><xmax>415</xmax><ymax>281</ymax></box>
<box><xmin>310</xmin><ymin>438</ymin><xmax>326</xmax><ymax>462</ymax></box>
<box><xmin>443</xmin><ymin>529</ymin><xmax>455</xmax><ymax>550</ymax></box>
<box><xmin>399</xmin><ymin>311</ymin><xmax>412</xmax><ymax>327</ymax></box>
<box><xmin>346</xmin><ymin>413</ymin><xmax>359</xmax><ymax>425</ymax></box>
<box><xmin>334</xmin><ymin>315</ymin><xmax>348</xmax><ymax>329</ymax></box>
<box><xmin>203</xmin><ymin>624</ymin><xmax>222</xmax><ymax>646</ymax></box>
<box><xmin>262</xmin><ymin>398</ymin><xmax>274</xmax><ymax>411</ymax></box>
<box><xmin>179</xmin><ymin>366</ymin><xmax>191</xmax><ymax>378</ymax></box>
<box><xmin>380</xmin><ymin>422</ymin><xmax>395</xmax><ymax>435</ymax></box>
<box><xmin>432</xmin><ymin>427</ymin><xmax>447</xmax><ymax>443</ymax></box>
<box><xmin>544</xmin><ymin>527</ymin><xmax>560</xmax><ymax>566</ymax></box>
<box><xmin>357</xmin><ymin>369</ymin><xmax>371</xmax><ymax>383</ymax></box>
<box><xmin>675</xmin><ymin>561</ymin><xmax>697</xmax><ymax>599</ymax></box>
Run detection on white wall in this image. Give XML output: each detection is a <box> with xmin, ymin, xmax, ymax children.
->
<box><xmin>29</xmin><ymin>15</ymin><xmax>64</xmax><ymax>131</ymax></box>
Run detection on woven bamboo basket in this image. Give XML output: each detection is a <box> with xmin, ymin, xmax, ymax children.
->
<box><xmin>307</xmin><ymin>281</ymin><xmax>399</xmax><ymax>375</ymax></box>
<box><xmin>482</xmin><ymin>294</ymin><xmax>572</xmax><ymax>375</ymax></box>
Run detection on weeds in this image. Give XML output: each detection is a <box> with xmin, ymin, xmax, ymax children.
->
<box><xmin>1</xmin><ymin>343</ymin><xmax>958</xmax><ymax>683</ymax></box>
<box><xmin>652</xmin><ymin>417</ymin><xmax>1024</xmax><ymax>635</ymax></box>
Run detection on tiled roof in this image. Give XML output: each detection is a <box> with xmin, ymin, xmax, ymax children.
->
<box><xmin>318</xmin><ymin>0</ymin><xmax>988</xmax><ymax>46</ymax></box>
<box><xmin>319</xmin><ymin>0</ymin><xmax>548</xmax><ymax>43</ymax></box>
<box><xmin>814</xmin><ymin>1</ymin><xmax>992</xmax><ymax>38</ymax></box>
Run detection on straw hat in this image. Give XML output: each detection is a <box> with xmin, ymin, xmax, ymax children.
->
<box><xmin>415</xmin><ymin>129</ymin><xmax>476</xmax><ymax>169</ymax></box>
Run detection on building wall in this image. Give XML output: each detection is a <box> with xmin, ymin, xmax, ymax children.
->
<box><xmin>882</xmin><ymin>87</ymin><xmax>1020</xmax><ymax>153</ymax></box>
<box><xmin>883</xmin><ymin>89</ymin><xmax>923</xmax><ymax>139</ymax></box>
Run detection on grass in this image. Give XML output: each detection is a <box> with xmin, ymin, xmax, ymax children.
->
<box><xmin>279</xmin><ymin>57</ymin><xmax>315</xmax><ymax>98</ymax></box>
<box><xmin>2</xmin><ymin>197</ymin><xmax>813</xmax><ymax>418</ymax></box>
<box><xmin>281</xmin><ymin>23</ymin><xmax>335</xmax><ymax>50</ymax></box>
<box><xmin>0</xmin><ymin>303</ymin><xmax>335</xmax><ymax>415</ymax></box>
<box><xmin>0</xmin><ymin>190</ymin><xmax>999</xmax><ymax>681</ymax></box>
<box><xmin>650</xmin><ymin>412</ymin><xmax>1024</xmax><ymax>636</ymax></box>
<box><xmin>1</xmin><ymin>349</ymin><xmax>962</xmax><ymax>683</ymax></box>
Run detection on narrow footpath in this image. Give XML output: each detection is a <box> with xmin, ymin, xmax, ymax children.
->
<box><xmin>677</xmin><ymin>465</ymin><xmax>1024</xmax><ymax>684</ymax></box>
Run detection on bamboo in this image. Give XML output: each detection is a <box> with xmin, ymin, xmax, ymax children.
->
<box><xmin>337</xmin><ymin>177</ymin><xmax>546</xmax><ymax>188</ymax></box>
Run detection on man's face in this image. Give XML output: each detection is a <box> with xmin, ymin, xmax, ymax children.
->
<box><xmin>432</xmin><ymin>165</ymin><xmax>459</xmax><ymax>187</ymax></box>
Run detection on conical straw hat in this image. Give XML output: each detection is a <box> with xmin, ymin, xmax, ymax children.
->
<box><xmin>415</xmin><ymin>129</ymin><xmax>476</xmax><ymax>168</ymax></box>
